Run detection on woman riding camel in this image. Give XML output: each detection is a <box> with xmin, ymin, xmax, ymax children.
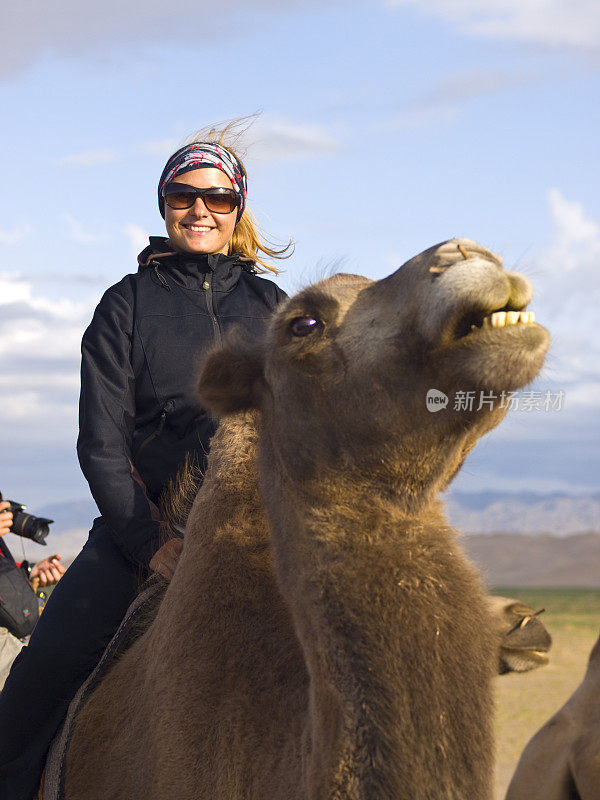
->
<box><xmin>0</xmin><ymin>122</ymin><xmax>290</xmax><ymax>800</ymax></box>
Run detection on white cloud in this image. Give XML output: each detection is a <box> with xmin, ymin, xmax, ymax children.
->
<box><xmin>123</xmin><ymin>223</ymin><xmax>149</xmax><ymax>259</ymax></box>
<box><xmin>246</xmin><ymin>120</ymin><xmax>341</xmax><ymax>161</ymax></box>
<box><xmin>57</xmin><ymin>149</ymin><xmax>119</xmax><ymax>167</ymax></box>
<box><xmin>383</xmin><ymin>67</ymin><xmax>537</xmax><ymax>131</ymax></box>
<box><xmin>541</xmin><ymin>188</ymin><xmax>600</xmax><ymax>277</ymax></box>
<box><xmin>407</xmin><ymin>68</ymin><xmax>540</xmax><ymax>118</ymax></box>
<box><xmin>63</xmin><ymin>213</ymin><xmax>110</xmax><ymax>244</ymax></box>
<box><xmin>0</xmin><ymin>225</ymin><xmax>32</xmax><ymax>245</ymax></box>
<box><xmin>134</xmin><ymin>119</ymin><xmax>341</xmax><ymax>163</ymax></box>
<box><xmin>50</xmin><ymin>119</ymin><xmax>341</xmax><ymax>188</ymax></box>
<box><xmin>0</xmin><ymin>291</ymin><xmax>89</xmax><ymax>361</ymax></box>
<box><xmin>0</xmin><ymin>273</ymin><xmax>31</xmax><ymax>305</ymax></box>
<box><xmin>0</xmin><ymin>272</ymin><xmax>93</xmax><ymax>441</ymax></box>
<box><xmin>547</xmin><ymin>187</ymin><xmax>599</xmax><ymax>258</ymax></box>
<box><xmin>530</xmin><ymin>189</ymin><xmax>600</xmax><ymax>386</ymax></box>
<box><xmin>58</xmin><ymin>142</ymin><xmax>173</xmax><ymax>167</ymax></box>
<box><xmin>53</xmin><ymin>120</ymin><xmax>339</xmax><ymax>182</ymax></box>
<box><xmin>563</xmin><ymin>381</ymin><xmax>600</xmax><ymax>407</ymax></box>
<box><xmin>0</xmin><ymin>0</ymin><xmax>327</xmax><ymax>77</ymax></box>
<box><xmin>388</xmin><ymin>103</ymin><xmax>458</xmax><ymax>130</ymax></box>
<box><xmin>388</xmin><ymin>0</ymin><xmax>600</xmax><ymax>50</ymax></box>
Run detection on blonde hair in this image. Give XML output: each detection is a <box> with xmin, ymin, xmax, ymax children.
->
<box><xmin>185</xmin><ymin>116</ymin><xmax>293</xmax><ymax>275</ymax></box>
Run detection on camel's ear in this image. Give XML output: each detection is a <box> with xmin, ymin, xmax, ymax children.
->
<box><xmin>197</xmin><ymin>336</ymin><xmax>266</xmax><ymax>414</ymax></box>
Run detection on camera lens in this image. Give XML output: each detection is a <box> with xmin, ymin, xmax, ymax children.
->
<box><xmin>8</xmin><ymin>502</ymin><xmax>53</xmax><ymax>545</ymax></box>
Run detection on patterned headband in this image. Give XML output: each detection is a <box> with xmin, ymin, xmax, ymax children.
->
<box><xmin>158</xmin><ymin>142</ymin><xmax>247</xmax><ymax>222</ymax></box>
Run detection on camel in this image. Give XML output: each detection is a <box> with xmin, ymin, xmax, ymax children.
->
<box><xmin>61</xmin><ymin>238</ymin><xmax>549</xmax><ymax>800</ymax></box>
<box><xmin>489</xmin><ymin>596</ymin><xmax>551</xmax><ymax>675</ymax></box>
<box><xmin>505</xmin><ymin>632</ymin><xmax>600</xmax><ymax>800</ymax></box>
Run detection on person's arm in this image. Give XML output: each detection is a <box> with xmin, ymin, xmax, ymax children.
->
<box><xmin>77</xmin><ymin>286</ymin><xmax>162</xmax><ymax>569</ymax></box>
<box><xmin>0</xmin><ymin>501</ymin><xmax>12</xmax><ymax>537</ymax></box>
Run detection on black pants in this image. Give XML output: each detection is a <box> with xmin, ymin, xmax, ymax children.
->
<box><xmin>0</xmin><ymin>519</ymin><xmax>141</xmax><ymax>800</ymax></box>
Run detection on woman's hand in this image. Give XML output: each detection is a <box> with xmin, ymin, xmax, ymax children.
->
<box><xmin>0</xmin><ymin>500</ymin><xmax>13</xmax><ymax>537</ymax></box>
<box><xmin>30</xmin><ymin>555</ymin><xmax>66</xmax><ymax>586</ymax></box>
<box><xmin>149</xmin><ymin>538</ymin><xmax>184</xmax><ymax>582</ymax></box>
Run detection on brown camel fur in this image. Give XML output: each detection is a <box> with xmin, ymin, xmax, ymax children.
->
<box><xmin>63</xmin><ymin>238</ymin><xmax>549</xmax><ymax>800</ymax></box>
<box><xmin>505</xmin><ymin>632</ymin><xmax>600</xmax><ymax>800</ymax></box>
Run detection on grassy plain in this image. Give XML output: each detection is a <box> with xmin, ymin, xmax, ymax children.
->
<box><xmin>491</xmin><ymin>588</ymin><xmax>600</xmax><ymax>799</ymax></box>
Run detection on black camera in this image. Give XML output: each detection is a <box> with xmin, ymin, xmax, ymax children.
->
<box><xmin>0</xmin><ymin>493</ymin><xmax>53</xmax><ymax>546</ymax></box>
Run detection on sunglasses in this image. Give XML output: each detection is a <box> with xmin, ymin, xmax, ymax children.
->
<box><xmin>162</xmin><ymin>182</ymin><xmax>241</xmax><ymax>215</ymax></box>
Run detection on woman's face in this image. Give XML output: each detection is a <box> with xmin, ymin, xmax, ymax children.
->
<box><xmin>164</xmin><ymin>167</ymin><xmax>238</xmax><ymax>256</ymax></box>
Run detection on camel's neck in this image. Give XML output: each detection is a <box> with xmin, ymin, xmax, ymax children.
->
<box><xmin>267</xmin><ymin>420</ymin><xmax>468</xmax><ymax>519</ymax></box>
<box><xmin>261</xmin><ymin>465</ymin><xmax>494</xmax><ymax>798</ymax></box>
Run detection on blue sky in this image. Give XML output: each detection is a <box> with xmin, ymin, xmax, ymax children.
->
<box><xmin>1</xmin><ymin>0</ymin><xmax>599</xmax><ymax>518</ymax></box>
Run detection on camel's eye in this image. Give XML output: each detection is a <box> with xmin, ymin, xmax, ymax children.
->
<box><xmin>290</xmin><ymin>316</ymin><xmax>322</xmax><ymax>337</ymax></box>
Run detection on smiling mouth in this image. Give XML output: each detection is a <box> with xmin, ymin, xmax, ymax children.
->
<box><xmin>183</xmin><ymin>224</ymin><xmax>214</xmax><ymax>233</ymax></box>
<box><xmin>454</xmin><ymin>308</ymin><xmax>537</xmax><ymax>340</ymax></box>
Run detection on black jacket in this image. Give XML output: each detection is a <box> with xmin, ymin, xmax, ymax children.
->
<box><xmin>77</xmin><ymin>237</ymin><xmax>287</xmax><ymax>569</ymax></box>
<box><xmin>0</xmin><ymin>539</ymin><xmax>16</xmax><ymax>566</ymax></box>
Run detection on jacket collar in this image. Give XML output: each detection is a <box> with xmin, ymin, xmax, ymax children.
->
<box><xmin>137</xmin><ymin>236</ymin><xmax>252</xmax><ymax>292</ymax></box>
<box><xmin>137</xmin><ymin>237</ymin><xmax>237</xmax><ymax>271</ymax></box>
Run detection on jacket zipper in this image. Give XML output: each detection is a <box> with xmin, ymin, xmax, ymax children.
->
<box><xmin>133</xmin><ymin>401</ymin><xmax>174</xmax><ymax>460</ymax></box>
<box><xmin>202</xmin><ymin>275</ymin><xmax>222</xmax><ymax>344</ymax></box>
<box><xmin>153</xmin><ymin>263</ymin><xmax>171</xmax><ymax>291</ymax></box>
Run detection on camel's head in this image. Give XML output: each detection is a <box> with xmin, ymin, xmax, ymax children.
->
<box><xmin>199</xmin><ymin>238</ymin><xmax>549</xmax><ymax>501</ymax></box>
<box><xmin>488</xmin><ymin>596</ymin><xmax>552</xmax><ymax>674</ymax></box>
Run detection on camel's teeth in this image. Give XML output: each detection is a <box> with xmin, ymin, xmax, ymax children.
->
<box><xmin>519</xmin><ymin>311</ymin><xmax>530</xmax><ymax>324</ymax></box>
<box><xmin>480</xmin><ymin>309</ymin><xmax>536</xmax><ymax>329</ymax></box>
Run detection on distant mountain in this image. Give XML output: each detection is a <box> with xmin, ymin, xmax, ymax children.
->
<box><xmin>29</xmin><ymin>492</ymin><xmax>600</xmax><ymax>542</ymax></box>
<box><xmin>446</xmin><ymin>491</ymin><xmax>600</xmax><ymax>535</ymax></box>
<box><xmin>1</xmin><ymin>498</ymin><xmax>98</xmax><ymax>562</ymax></box>
<box><xmin>36</xmin><ymin>498</ymin><xmax>98</xmax><ymax>532</ymax></box>
<box><xmin>11</xmin><ymin>491</ymin><xmax>600</xmax><ymax>561</ymax></box>
<box><xmin>7</xmin><ymin>496</ymin><xmax>600</xmax><ymax>587</ymax></box>
<box><xmin>463</xmin><ymin>533</ymin><xmax>600</xmax><ymax>588</ymax></box>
